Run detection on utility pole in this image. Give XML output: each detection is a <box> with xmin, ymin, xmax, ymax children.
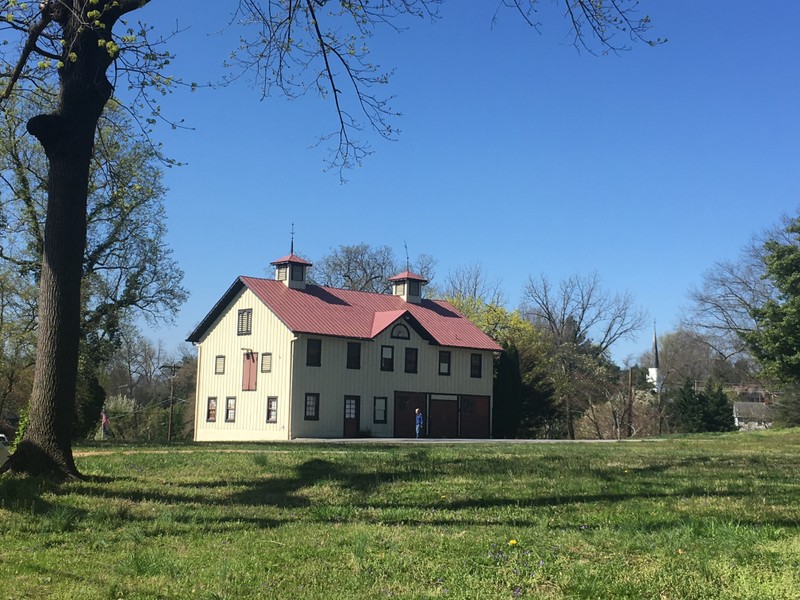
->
<box><xmin>160</xmin><ymin>364</ymin><xmax>180</xmax><ymax>442</ymax></box>
<box><xmin>627</xmin><ymin>367</ymin><xmax>634</xmax><ymax>438</ymax></box>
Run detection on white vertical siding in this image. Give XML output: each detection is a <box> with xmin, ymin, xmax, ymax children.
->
<box><xmin>194</xmin><ymin>288</ymin><xmax>295</xmax><ymax>441</ymax></box>
<box><xmin>194</xmin><ymin>294</ymin><xmax>495</xmax><ymax>441</ymax></box>
<box><xmin>290</xmin><ymin>319</ymin><xmax>494</xmax><ymax>438</ymax></box>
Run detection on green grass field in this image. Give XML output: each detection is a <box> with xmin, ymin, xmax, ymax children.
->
<box><xmin>1</xmin><ymin>430</ymin><xmax>799</xmax><ymax>599</ymax></box>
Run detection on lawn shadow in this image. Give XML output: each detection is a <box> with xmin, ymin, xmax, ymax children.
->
<box><xmin>0</xmin><ymin>473</ymin><xmax>63</xmax><ymax>515</ymax></box>
<box><xmin>9</xmin><ymin>445</ymin><xmax>798</xmax><ymax>535</ymax></box>
<box><xmin>231</xmin><ymin>454</ymin><xmax>429</xmax><ymax>506</ymax></box>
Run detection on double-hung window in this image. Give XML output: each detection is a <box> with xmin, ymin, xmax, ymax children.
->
<box><xmin>373</xmin><ymin>397</ymin><xmax>387</xmax><ymax>424</ymax></box>
<box><xmin>305</xmin><ymin>393</ymin><xmax>320</xmax><ymax>420</ymax></box>
<box><xmin>470</xmin><ymin>353</ymin><xmax>483</xmax><ymax>378</ymax></box>
<box><xmin>347</xmin><ymin>342</ymin><xmax>361</xmax><ymax>370</ymax></box>
<box><xmin>438</xmin><ymin>350</ymin><xmax>451</xmax><ymax>376</ymax></box>
<box><xmin>266</xmin><ymin>397</ymin><xmax>278</xmax><ymax>423</ymax></box>
<box><xmin>307</xmin><ymin>338</ymin><xmax>322</xmax><ymax>367</ymax></box>
<box><xmin>207</xmin><ymin>397</ymin><xmax>217</xmax><ymax>422</ymax></box>
<box><xmin>381</xmin><ymin>345</ymin><xmax>394</xmax><ymax>372</ymax></box>
<box><xmin>405</xmin><ymin>347</ymin><xmax>418</xmax><ymax>374</ymax></box>
<box><xmin>225</xmin><ymin>397</ymin><xmax>237</xmax><ymax>422</ymax></box>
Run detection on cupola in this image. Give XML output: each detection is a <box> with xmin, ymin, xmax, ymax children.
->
<box><xmin>388</xmin><ymin>270</ymin><xmax>428</xmax><ymax>304</ymax></box>
<box><xmin>271</xmin><ymin>252</ymin><xmax>312</xmax><ymax>290</ymax></box>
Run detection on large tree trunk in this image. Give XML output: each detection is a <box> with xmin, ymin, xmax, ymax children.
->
<box><xmin>7</xmin><ymin>142</ymin><xmax>93</xmax><ymax>478</ymax></box>
<box><xmin>3</xmin><ymin>7</ymin><xmax>113</xmax><ymax>479</ymax></box>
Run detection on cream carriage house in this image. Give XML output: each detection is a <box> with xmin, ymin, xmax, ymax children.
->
<box><xmin>188</xmin><ymin>251</ymin><xmax>502</xmax><ymax>441</ymax></box>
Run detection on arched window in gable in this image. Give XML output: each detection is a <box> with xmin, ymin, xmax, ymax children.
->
<box><xmin>391</xmin><ymin>323</ymin><xmax>410</xmax><ymax>340</ymax></box>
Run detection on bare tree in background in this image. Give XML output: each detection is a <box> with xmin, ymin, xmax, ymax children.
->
<box><xmin>522</xmin><ymin>272</ymin><xmax>647</xmax><ymax>356</ymax></box>
<box><xmin>684</xmin><ymin>216</ymin><xmax>793</xmax><ymax>361</ymax></box>
<box><xmin>440</xmin><ymin>262</ymin><xmax>503</xmax><ymax>305</ymax></box>
<box><xmin>521</xmin><ymin>272</ymin><xmax>647</xmax><ymax>438</ymax></box>
<box><xmin>311</xmin><ymin>243</ymin><xmax>435</xmax><ymax>293</ymax></box>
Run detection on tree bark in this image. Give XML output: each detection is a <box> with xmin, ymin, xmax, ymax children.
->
<box><xmin>5</xmin><ymin>10</ymin><xmax>113</xmax><ymax>478</ymax></box>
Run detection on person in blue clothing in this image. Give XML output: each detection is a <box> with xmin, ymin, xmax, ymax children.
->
<box><xmin>415</xmin><ymin>407</ymin><xmax>424</xmax><ymax>438</ymax></box>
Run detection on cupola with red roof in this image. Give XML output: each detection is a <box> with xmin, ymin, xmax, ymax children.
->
<box><xmin>388</xmin><ymin>270</ymin><xmax>428</xmax><ymax>304</ymax></box>
<box><xmin>271</xmin><ymin>245</ymin><xmax>312</xmax><ymax>290</ymax></box>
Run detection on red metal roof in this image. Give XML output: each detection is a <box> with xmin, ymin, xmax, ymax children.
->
<box><xmin>371</xmin><ymin>310</ymin><xmax>408</xmax><ymax>338</ymax></box>
<box><xmin>388</xmin><ymin>270</ymin><xmax>428</xmax><ymax>283</ymax></box>
<box><xmin>188</xmin><ymin>276</ymin><xmax>501</xmax><ymax>351</ymax></box>
<box><xmin>270</xmin><ymin>253</ymin><xmax>313</xmax><ymax>266</ymax></box>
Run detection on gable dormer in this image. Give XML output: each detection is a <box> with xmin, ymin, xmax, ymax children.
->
<box><xmin>271</xmin><ymin>253</ymin><xmax>312</xmax><ymax>290</ymax></box>
<box><xmin>388</xmin><ymin>270</ymin><xmax>428</xmax><ymax>304</ymax></box>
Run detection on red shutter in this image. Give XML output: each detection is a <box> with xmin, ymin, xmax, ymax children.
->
<box><xmin>242</xmin><ymin>352</ymin><xmax>257</xmax><ymax>391</ymax></box>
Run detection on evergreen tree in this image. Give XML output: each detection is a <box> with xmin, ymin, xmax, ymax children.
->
<box><xmin>670</xmin><ymin>379</ymin><xmax>736</xmax><ymax>433</ymax></box>
<box><xmin>701</xmin><ymin>382</ymin><xmax>736</xmax><ymax>432</ymax></box>
<box><xmin>670</xmin><ymin>379</ymin><xmax>705</xmax><ymax>433</ymax></box>
<box><xmin>746</xmin><ymin>215</ymin><xmax>800</xmax><ymax>383</ymax></box>
<box><xmin>492</xmin><ymin>344</ymin><xmax>523</xmax><ymax>438</ymax></box>
<box><xmin>771</xmin><ymin>386</ymin><xmax>800</xmax><ymax>427</ymax></box>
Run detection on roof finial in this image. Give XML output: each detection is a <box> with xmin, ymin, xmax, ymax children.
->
<box><xmin>290</xmin><ymin>223</ymin><xmax>295</xmax><ymax>255</ymax></box>
<box><xmin>404</xmin><ymin>240</ymin><xmax>410</xmax><ymax>272</ymax></box>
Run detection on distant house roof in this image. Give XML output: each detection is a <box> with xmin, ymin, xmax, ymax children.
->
<box><xmin>187</xmin><ymin>276</ymin><xmax>503</xmax><ymax>351</ymax></box>
<box><xmin>733</xmin><ymin>402</ymin><xmax>773</xmax><ymax>422</ymax></box>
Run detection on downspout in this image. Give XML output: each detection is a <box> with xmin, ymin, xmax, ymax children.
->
<box><xmin>287</xmin><ymin>338</ymin><xmax>295</xmax><ymax>439</ymax></box>
<box><xmin>193</xmin><ymin>342</ymin><xmax>202</xmax><ymax>441</ymax></box>
<box><xmin>490</xmin><ymin>350</ymin><xmax>497</xmax><ymax>439</ymax></box>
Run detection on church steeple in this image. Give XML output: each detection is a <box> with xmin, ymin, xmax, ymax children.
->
<box><xmin>647</xmin><ymin>321</ymin><xmax>662</xmax><ymax>393</ymax></box>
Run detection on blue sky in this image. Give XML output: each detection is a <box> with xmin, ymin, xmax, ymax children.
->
<box><xmin>135</xmin><ymin>1</ymin><xmax>800</xmax><ymax>365</ymax></box>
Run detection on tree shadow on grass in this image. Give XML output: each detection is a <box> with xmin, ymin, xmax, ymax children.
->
<box><xmin>6</xmin><ymin>447</ymin><xmax>799</xmax><ymax>534</ymax></box>
<box><xmin>0</xmin><ymin>473</ymin><xmax>62</xmax><ymax>515</ymax></box>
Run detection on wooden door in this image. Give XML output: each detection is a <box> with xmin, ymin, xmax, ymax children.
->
<box><xmin>393</xmin><ymin>391</ymin><xmax>426</xmax><ymax>437</ymax></box>
<box><xmin>429</xmin><ymin>398</ymin><xmax>458</xmax><ymax>438</ymax></box>
<box><xmin>343</xmin><ymin>396</ymin><xmax>360</xmax><ymax>438</ymax></box>
<box><xmin>460</xmin><ymin>395</ymin><xmax>490</xmax><ymax>438</ymax></box>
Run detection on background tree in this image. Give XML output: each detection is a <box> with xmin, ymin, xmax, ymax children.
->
<box><xmin>0</xmin><ymin>0</ymin><xmax>661</xmax><ymax>477</ymax></box>
<box><xmin>522</xmin><ymin>272</ymin><xmax>647</xmax><ymax>357</ymax></box>
<box><xmin>310</xmin><ymin>243</ymin><xmax>435</xmax><ymax>293</ymax></box>
<box><xmin>745</xmin><ymin>214</ymin><xmax>800</xmax><ymax>384</ymax></box>
<box><xmin>435</xmin><ymin>267</ymin><xmax>558</xmax><ymax>439</ymax></box>
<box><xmin>684</xmin><ymin>211</ymin><xmax>800</xmax><ymax>425</ymax></box>
<box><xmin>638</xmin><ymin>328</ymin><xmax>753</xmax><ymax>390</ymax></box>
<box><xmin>577</xmin><ymin>364</ymin><xmax>667</xmax><ymax>439</ymax></box>
<box><xmin>684</xmin><ymin>215</ymin><xmax>798</xmax><ymax>361</ymax></box>
<box><xmin>0</xmin><ymin>92</ymin><xmax>186</xmax><ymax>442</ymax></box>
<box><xmin>492</xmin><ymin>343</ymin><xmax>524</xmax><ymax>438</ymax></box>
<box><xmin>100</xmin><ymin>327</ymin><xmax>196</xmax><ymax>440</ymax></box>
<box><xmin>491</xmin><ymin>319</ymin><xmax>557</xmax><ymax>439</ymax></box>
<box><xmin>521</xmin><ymin>272</ymin><xmax>647</xmax><ymax>438</ymax></box>
<box><xmin>770</xmin><ymin>386</ymin><xmax>800</xmax><ymax>427</ymax></box>
<box><xmin>668</xmin><ymin>379</ymin><xmax>735</xmax><ymax>434</ymax></box>
<box><xmin>742</xmin><ymin>214</ymin><xmax>800</xmax><ymax>425</ymax></box>
<box><xmin>0</xmin><ymin>264</ymin><xmax>36</xmax><ymax>424</ymax></box>
<box><xmin>669</xmin><ymin>379</ymin><xmax>705</xmax><ymax>433</ymax></box>
<box><xmin>439</xmin><ymin>262</ymin><xmax>504</xmax><ymax>306</ymax></box>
